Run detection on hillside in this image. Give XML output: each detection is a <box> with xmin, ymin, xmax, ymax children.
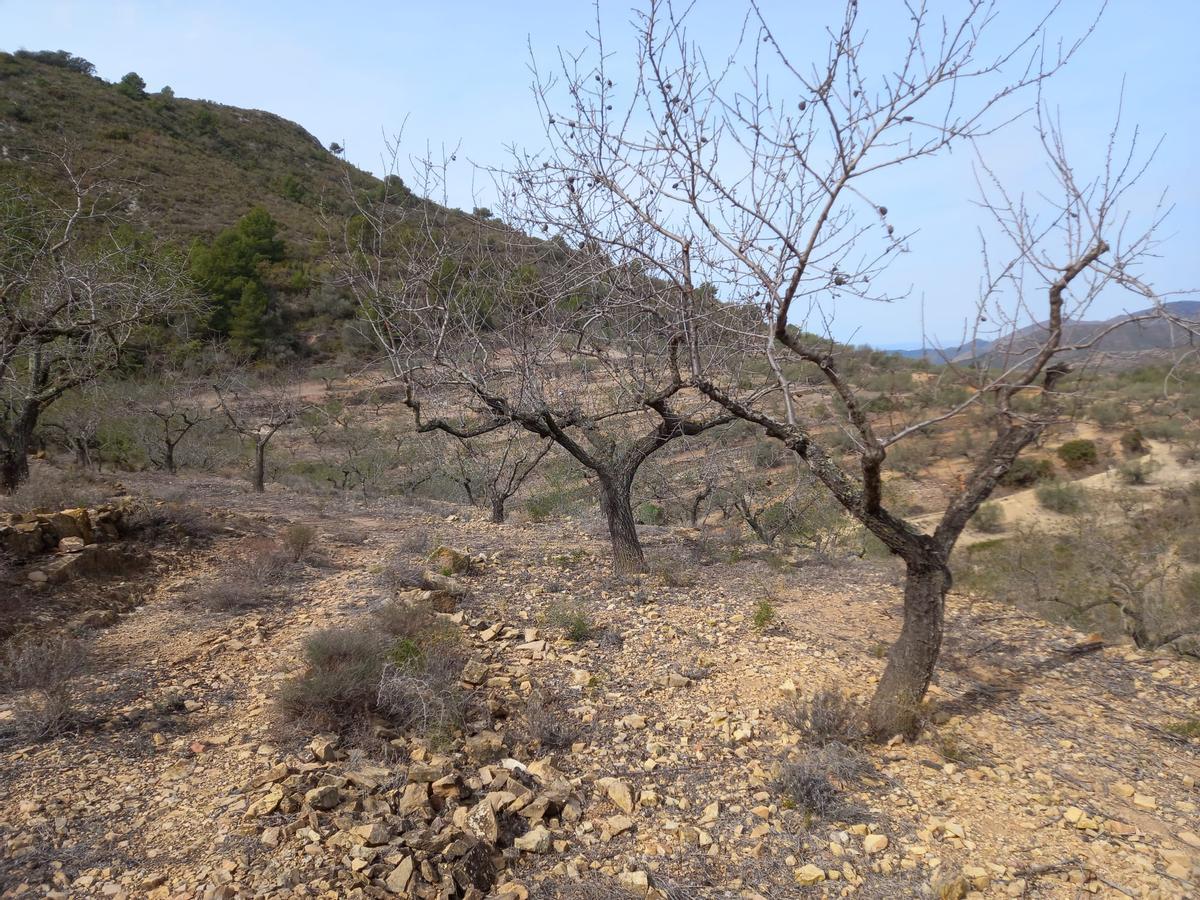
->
<box><xmin>0</xmin><ymin>50</ymin><xmax>387</xmax><ymax>250</ymax></box>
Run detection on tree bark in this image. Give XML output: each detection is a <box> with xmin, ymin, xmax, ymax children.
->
<box><xmin>253</xmin><ymin>441</ymin><xmax>266</xmax><ymax>493</ymax></box>
<box><xmin>490</xmin><ymin>496</ymin><xmax>506</xmax><ymax>524</ymax></box>
<box><xmin>0</xmin><ymin>406</ymin><xmax>38</xmax><ymax>494</ymax></box>
<box><xmin>164</xmin><ymin>441</ymin><xmax>176</xmax><ymax>475</ymax></box>
<box><xmin>599</xmin><ymin>474</ymin><xmax>646</xmax><ymax>575</ymax></box>
<box><xmin>867</xmin><ymin>556</ymin><xmax>951</xmax><ymax>739</ymax></box>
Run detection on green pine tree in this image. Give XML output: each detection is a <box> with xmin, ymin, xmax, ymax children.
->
<box><xmin>229</xmin><ymin>281</ymin><xmax>270</xmax><ymax>356</ymax></box>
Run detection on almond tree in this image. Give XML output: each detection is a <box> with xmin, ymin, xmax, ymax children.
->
<box><xmin>214</xmin><ymin>375</ymin><xmax>308</xmax><ymax>493</ymax></box>
<box><xmin>340</xmin><ymin>164</ymin><xmax>734</xmax><ymax>573</ymax></box>
<box><xmin>0</xmin><ymin>154</ymin><xmax>191</xmax><ymax>492</ymax></box>
<box><xmin>520</xmin><ymin>0</ymin><xmax>1189</xmax><ymax>735</ymax></box>
<box><xmin>443</xmin><ymin>427</ymin><xmax>552</xmax><ymax>523</ymax></box>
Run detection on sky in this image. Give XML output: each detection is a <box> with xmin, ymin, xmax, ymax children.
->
<box><xmin>3</xmin><ymin>0</ymin><xmax>1197</xmax><ymax>347</ymax></box>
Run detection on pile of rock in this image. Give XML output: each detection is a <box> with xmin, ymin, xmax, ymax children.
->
<box><xmin>232</xmin><ymin>733</ymin><xmax>580</xmax><ymax>899</ymax></box>
<box><xmin>0</xmin><ymin>503</ymin><xmax>127</xmax><ymax>559</ymax></box>
<box><xmin>1</xmin><ymin>503</ymin><xmax>137</xmax><ymax>585</ymax></box>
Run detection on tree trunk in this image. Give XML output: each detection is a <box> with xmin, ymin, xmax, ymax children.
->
<box><xmin>867</xmin><ymin>556</ymin><xmax>951</xmax><ymax>740</ymax></box>
<box><xmin>0</xmin><ymin>446</ymin><xmax>29</xmax><ymax>495</ymax></box>
<box><xmin>599</xmin><ymin>474</ymin><xmax>646</xmax><ymax>575</ymax></box>
<box><xmin>253</xmin><ymin>441</ymin><xmax>266</xmax><ymax>493</ymax></box>
<box><xmin>490</xmin><ymin>495</ymin><xmax>506</xmax><ymax>524</ymax></box>
<box><xmin>0</xmin><ymin>408</ymin><xmax>37</xmax><ymax>494</ymax></box>
<box><xmin>164</xmin><ymin>441</ymin><xmax>176</xmax><ymax>475</ymax></box>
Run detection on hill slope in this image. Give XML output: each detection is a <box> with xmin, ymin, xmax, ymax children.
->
<box><xmin>0</xmin><ymin>51</ymin><xmax>386</xmax><ymax>250</ymax></box>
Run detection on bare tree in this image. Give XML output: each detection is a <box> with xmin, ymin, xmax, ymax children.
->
<box><xmin>444</xmin><ymin>426</ymin><xmax>553</xmax><ymax>523</ymax></box>
<box><xmin>128</xmin><ymin>373</ymin><xmax>211</xmax><ymax>475</ymax></box>
<box><xmin>517</xmin><ymin>1</ymin><xmax>1189</xmax><ymax>735</ymax></box>
<box><xmin>0</xmin><ymin>153</ymin><xmax>191</xmax><ymax>492</ymax></box>
<box><xmin>214</xmin><ymin>376</ymin><xmax>307</xmax><ymax>493</ymax></box>
<box><xmin>338</xmin><ymin>159</ymin><xmax>733</xmax><ymax>573</ymax></box>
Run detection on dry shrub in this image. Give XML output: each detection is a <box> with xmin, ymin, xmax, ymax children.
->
<box><xmin>0</xmin><ymin>634</ymin><xmax>89</xmax><ymax>740</ymax></box>
<box><xmin>776</xmin><ymin>742</ymin><xmax>873</xmax><ymax>819</ymax></box>
<box><xmin>0</xmin><ymin>469</ymin><xmax>108</xmax><ymax>515</ymax></box>
<box><xmin>126</xmin><ymin>499</ymin><xmax>220</xmax><ymax>541</ymax></box>
<box><xmin>277</xmin><ymin>626</ymin><xmax>389</xmax><ymax>730</ymax></box>
<box><xmin>378</xmin><ymin>553</ymin><xmax>429</xmax><ymax>593</ymax></box>
<box><xmin>184</xmin><ymin>538</ymin><xmax>291</xmax><ymax>612</ymax></box>
<box><xmin>278</xmin><ymin>600</ymin><xmax>468</xmax><ymax>740</ymax></box>
<box><xmin>281</xmin><ymin>523</ymin><xmax>317</xmax><ymax>561</ymax></box>
<box><xmin>520</xmin><ymin>691</ymin><xmax>578</xmax><ymax>749</ymax></box>
<box><xmin>779</xmin><ymin>687</ymin><xmax>865</xmax><ymax>746</ymax></box>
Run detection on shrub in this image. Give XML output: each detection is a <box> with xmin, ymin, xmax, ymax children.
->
<box><xmin>1143</xmin><ymin>420</ymin><xmax>1184</xmax><ymax>442</ymax></box>
<box><xmin>126</xmin><ymin>500</ymin><xmax>219</xmax><ymax>541</ymax></box>
<box><xmin>277</xmin><ymin>627</ymin><xmax>389</xmax><ymax>729</ymax></box>
<box><xmin>520</xmin><ymin>691</ymin><xmax>578</xmax><ymax>749</ymax></box>
<box><xmin>1120</xmin><ymin>428</ymin><xmax>1148</xmax><ymax>455</ymax></box>
<box><xmin>775</xmin><ymin>742</ymin><xmax>871</xmax><ymax>818</ymax></box>
<box><xmin>1035</xmin><ymin>480</ymin><xmax>1087</xmax><ymax>513</ymax></box>
<box><xmin>278</xmin><ymin>602</ymin><xmax>467</xmax><ymax>739</ymax></box>
<box><xmin>547</xmin><ymin>600</ymin><xmax>595</xmax><ymax>642</ymax></box>
<box><xmin>197</xmin><ymin>574</ymin><xmax>272</xmax><ymax>612</ymax></box>
<box><xmin>779</xmin><ymin>687</ymin><xmax>864</xmax><ymax>746</ymax></box>
<box><xmin>1117</xmin><ymin>458</ymin><xmax>1159</xmax><ymax>485</ymax></box>
<box><xmin>1166</xmin><ymin>718</ymin><xmax>1200</xmax><ymax>739</ymax></box>
<box><xmin>971</xmin><ymin>502</ymin><xmax>1005</xmax><ymax>534</ymax></box>
<box><xmin>1091</xmin><ymin>400</ymin><xmax>1130</xmax><ymax>429</ymax></box>
<box><xmin>0</xmin><ymin>635</ymin><xmax>89</xmax><ymax>740</ymax></box>
<box><xmin>1056</xmin><ymin>439</ymin><xmax>1098</xmax><ymax>470</ymax></box>
<box><xmin>282</xmin><ymin>523</ymin><xmax>317</xmax><ymax>562</ymax></box>
<box><xmin>635</xmin><ymin>501</ymin><xmax>665</xmax><ymax>525</ymax></box>
<box><xmin>0</xmin><ymin>469</ymin><xmax>108</xmax><ymax>514</ymax></box>
<box><xmin>999</xmin><ymin>457</ymin><xmax>1054</xmax><ymax>487</ymax></box>
<box><xmin>752</xmin><ymin>440</ymin><xmax>787</xmax><ymax>470</ymax></box>
<box><xmin>753</xmin><ymin>599</ymin><xmax>776</xmax><ymax>631</ymax></box>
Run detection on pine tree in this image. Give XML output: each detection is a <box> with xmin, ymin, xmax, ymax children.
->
<box><xmin>229</xmin><ymin>281</ymin><xmax>269</xmax><ymax>356</ymax></box>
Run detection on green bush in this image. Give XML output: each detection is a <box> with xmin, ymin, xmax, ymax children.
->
<box><xmin>972</xmin><ymin>502</ymin><xmax>1005</xmax><ymax>533</ymax></box>
<box><xmin>1035</xmin><ymin>481</ymin><xmax>1087</xmax><ymax>514</ymax></box>
<box><xmin>635</xmin><ymin>501</ymin><xmax>666</xmax><ymax>525</ymax></box>
<box><xmin>1056</xmin><ymin>439</ymin><xmax>1098</xmax><ymax>470</ymax></box>
<box><xmin>999</xmin><ymin>457</ymin><xmax>1054</xmax><ymax>487</ymax></box>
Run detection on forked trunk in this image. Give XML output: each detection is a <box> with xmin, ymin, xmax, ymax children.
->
<box><xmin>867</xmin><ymin>556</ymin><xmax>950</xmax><ymax>740</ymax></box>
<box><xmin>253</xmin><ymin>442</ymin><xmax>266</xmax><ymax>493</ymax></box>
<box><xmin>599</xmin><ymin>474</ymin><xmax>646</xmax><ymax>575</ymax></box>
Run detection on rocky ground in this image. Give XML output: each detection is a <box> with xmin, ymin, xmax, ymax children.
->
<box><xmin>1</xmin><ymin>473</ymin><xmax>1197</xmax><ymax>899</ymax></box>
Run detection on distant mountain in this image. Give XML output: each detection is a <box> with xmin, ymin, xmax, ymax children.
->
<box><xmin>894</xmin><ymin>301</ymin><xmax>1200</xmax><ymax>364</ymax></box>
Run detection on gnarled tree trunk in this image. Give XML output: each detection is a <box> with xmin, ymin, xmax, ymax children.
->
<box><xmin>490</xmin><ymin>495</ymin><xmax>506</xmax><ymax>524</ymax></box>
<box><xmin>599</xmin><ymin>473</ymin><xmax>646</xmax><ymax>575</ymax></box>
<box><xmin>867</xmin><ymin>556</ymin><xmax>951</xmax><ymax>739</ymax></box>
<box><xmin>0</xmin><ymin>405</ymin><xmax>38</xmax><ymax>494</ymax></box>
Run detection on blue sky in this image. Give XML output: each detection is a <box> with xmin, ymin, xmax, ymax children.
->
<box><xmin>3</xmin><ymin>1</ymin><xmax>1196</xmax><ymax>346</ymax></box>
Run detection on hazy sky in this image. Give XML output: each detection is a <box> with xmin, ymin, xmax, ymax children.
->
<box><xmin>4</xmin><ymin>1</ymin><xmax>1197</xmax><ymax>346</ymax></box>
